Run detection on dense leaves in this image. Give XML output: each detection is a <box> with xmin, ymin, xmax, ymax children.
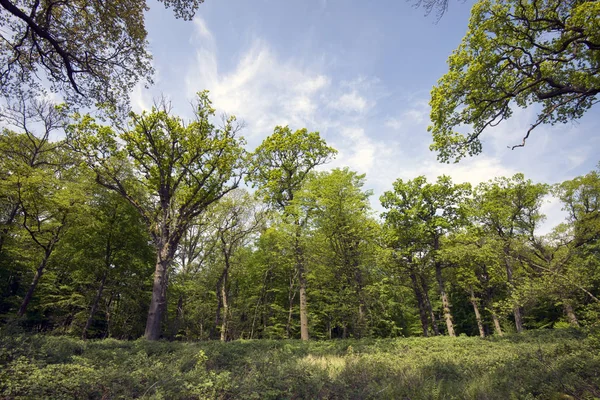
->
<box><xmin>429</xmin><ymin>0</ymin><xmax>600</xmax><ymax>162</ymax></box>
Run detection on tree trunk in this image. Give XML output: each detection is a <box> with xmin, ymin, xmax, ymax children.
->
<box><xmin>144</xmin><ymin>239</ymin><xmax>173</xmax><ymax>340</ymax></box>
<box><xmin>353</xmin><ymin>264</ymin><xmax>366</xmax><ymax>339</ymax></box>
<box><xmin>103</xmin><ymin>292</ymin><xmax>114</xmax><ymax>339</ymax></box>
<box><xmin>294</xmin><ymin>222</ymin><xmax>309</xmax><ymax>341</ymax></box>
<box><xmin>220</xmin><ymin>269</ymin><xmax>229</xmax><ymax>341</ymax></box>
<box><xmin>469</xmin><ymin>287</ymin><xmax>485</xmax><ymax>338</ymax></box>
<box><xmin>17</xmin><ymin>249</ymin><xmax>51</xmax><ymax>317</ymax></box>
<box><xmin>504</xmin><ymin>246</ymin><xmax>524</xmax><ymax>333</ymax></box>
<box><xmin>563</xmin><ymin>302</ymin><xmax>580</xmax><ymax>327</ymax></box>
<box><xmin>82</xmin><ymin>273</ymin><xmax>107</xmax><ymax>340</ymax></box>
<box><xmin>513</xmin><ymin>305</ymin><xmax>524</xmax><ymax>333</ymax></box>
<box><xmin>409</xmin><ymin>270</ymin><xmax>429</xmax><ymax>337</ymax></box>
<box><xmin>421</xmin><ymin>274</ymin><xmax>439</xmax><ymax>336</ymax></box>
<box><xmin>491</xmin><ymin>312</ymin><xmax>503</xmax><ymax>336</ymax></box>
<box><xmin>435</xmin><ymin>261</ymin><xmax>455</xmax><ymax>337</ymax></box>
<box><xmin>298</xmin><ymin>270</ymin><xmax>309</xmax><ymax>340</ymax></box>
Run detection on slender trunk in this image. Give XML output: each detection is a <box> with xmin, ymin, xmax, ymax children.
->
<box><xmin>409</xmin><ymin>270</ymin><xmax>429</xmax><ymax>337</ymax></box>
<box><xmin>145</xmin><ymin>238</ymin><xmax>173</xmax><ymax>340</ymax></box>
<box><xmin>220</xmin><ymin>267</ymin><xmax>229</xmax><ymax>341</ymax></box>
<box><xmin>251</xmin><ymin>269</ymin><xmax>270</xmax><ymax>339</ymax></box>
<box><xmin>435</xmin><ymin>261</ymin><xmax>455</xmax><ymax>337</ymax></box>
<box><xmin>469</xmin><ymin>287</ymin><xmax>485</xmax><ymax>338</ymax></box>
<box><xmin>354</xmin><ymin>263</ymin><xmax>366</xmax><ymax>339</ymax></box>
<box><xmin>17</xmin><ymin>249</ymin><xmax>51</xmax><ymax>317</ymax></box>
<box><xmin>357</xmin><ymin>303</ymin><xmax>365</xmax><ymax>338</ymax></box>
<box><xmin>563</xmin><ymin>302</ymin><xmax>580</xmax><ymax>327</ymax></box>
<box><xmin>504</xmin><ymin>246</ymin><xmax>524</xmax><ymax>333</ymax></box>
<box><xmin>214</xmin><ymin>278</ymin><xmax>222</xmax><ymax>339</ymax></box>
<box><xmin>491</xmin><ymin>312</ymin><xmax>503</xmax><ymax>336</ymax></box>
<box><xmin>420</xmin><ymin>274</ymin><xmax>439</xmax><ymax>336</ymax></box>
<box><xmin>103</xmin><ymin>292</ymin><xmax>114</xmax><ymax>339</ymax></box>
<box><xmin>82</xmin><ymin>273</ymin><xmax>107</xmax><ymax>340</ymax></box>
<box><xmin>294</xmin><ymin>221</ymin><xmax>309</xmax><ymax>340</ymax></box>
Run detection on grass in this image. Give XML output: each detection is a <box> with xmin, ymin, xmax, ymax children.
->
<box><xmin>1</xmin><ymin>328</ymin><xmax>599</xmax><ymax>399</ymax></box>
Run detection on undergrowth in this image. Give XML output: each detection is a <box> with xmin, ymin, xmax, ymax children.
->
<box><xmin>0</xmin><ymin>328</ymin><xmax>599</xmax><ymax>399</ymax></box>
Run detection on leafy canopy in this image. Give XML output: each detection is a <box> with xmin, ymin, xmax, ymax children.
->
<box><xmin>0</xmin><ymin>0</ymin><xmax>205</xmax><ymax>109</ymax></box>
<box><xmin>429</xmin><ymin>0</ymin><xmax>600</xmax><ymax>162</ymax></box>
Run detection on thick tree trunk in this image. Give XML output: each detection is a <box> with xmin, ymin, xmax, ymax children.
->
<box><xmin>563</xmin><ymin>302</ymin><xmax>580</xmax><ymax>327</ymax></box>
<box><xmin>469</xmin><ymin>287</ymin><xmax>485</xmax><ymax>338</ymax></box>
<box><xmin>144</xmin><ymin>240</ymin><xmax>173</xmax><ymax>340</ymax></box>
<box><xmin>82</xmin><ymin>273</ymin><xmax>107</xmax><ymax>340</ymax></box>
<box><xmin>409</xmin><ymin>270</ymin><xmax>429</xmax><ymax>337</ymax></box>
<box><xmin>17</xmin><ymin>249</ymin><xmax>51</xmax><ymax>317</ymax></box>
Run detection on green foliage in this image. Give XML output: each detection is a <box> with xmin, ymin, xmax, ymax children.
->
<box><xmin>429</xmin><ymin>0</ymin><xmax>600</xmax><ymax>162</ymax></box>
<box><xmin>1</xmin><ymin>330</ymin><xmax>599</xmax><ymax>399</ymax></box>
<box><xmin>248</xmin><ymin>125</ymin><xmax>337</xmax><ymax>211</ymax></box>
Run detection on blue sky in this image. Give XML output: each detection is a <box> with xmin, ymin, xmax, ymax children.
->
<box><xmin>133</xmin><ymin>0</ymin><xmax>600</xmax><ymax>232</ymax></box>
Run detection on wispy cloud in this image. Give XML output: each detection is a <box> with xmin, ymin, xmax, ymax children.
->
<box><xmin>178</xmin><ymin>16</ymin><xmax>594</xmax><ymax>232</ymax></box>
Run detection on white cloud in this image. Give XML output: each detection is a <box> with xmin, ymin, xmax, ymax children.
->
<box><xmin>328</xmin><ymin>91</ymin><xmax>369</xmax><ymax>113</ymax></box>
<box><xmin>179</xmin><ymin>16</ymin><xmax>595</xmax><ymax>235</ymax></box>
<box><xmin>185</xmin><ymin>21</ymin><xmax>331</xmax><ymax>143</ymax></box>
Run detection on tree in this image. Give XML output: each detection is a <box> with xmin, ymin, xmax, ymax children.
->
<box><xmin>381</xmin><ymin>175</ymin><xmax>471</xmax><ymax>336</ymax></box>
<box><xmin>211</xmin><ymin>189</ymin><xmax>264</xmax><ymax>341</ymax></box>
<box><xmin>472</xmin><ymin>173</ymin><xmax>548</xmax><ymax>332</ymax></box>
<box><xmin>429</xmin><ymin>0</ymin><xmax>600</xmax><ymax>162</ymax></box>
<box><xmin>304</xmin><ymin>168</ymin><xmax>378</xmax><ymax>338</ymax></box>
<box><xmin>0</xmin><ymin>0</ymin><xmax>205</xmax><ymax>108</ymax></box>
<box><xmin>441</xmin><ymin>228</ymin><xmax>507</xmax><ymax>336</ymax></box>
<box><xmin>67</xmin><ymin>92</ymin><xmax>246</xmax><ymax>340</ymax></box>
<box><xmin>248</xmin><ymin>126</ymin><xmax>336</xmax><ymax>340</ymax></box>
<box><xmin>0</xmin><ymin>95</ymin><xmax>82</xmax><ymax>319</ymax></box>
<box><xmin>0</xmin><ymin>95</ymin><xmax>64</xmax><ymax>256</ymax></box>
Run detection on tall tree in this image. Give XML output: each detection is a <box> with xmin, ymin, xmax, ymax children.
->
<box><xmin>67</xmin><ymin>92</ymin><xmax>246</xmax><ymax>340</ymax></box>
<box><xmin>248</xmin><ymin>126</ymin><xmax>336</xmax><ymax>340</ymax></box>
<box><xmin>382</xmin><ymin>175</ymin><xmax>471</xmax><ymax>337</ymax></box>
<box><xmin>429</xmin><ymin>0</ymin><xmax>600</xmax><ymax>162</ymax></box>
<box><xmin>472</xmin><ymin>173</ymin><xmax>548</xmax><ymax>332</ymax></box>
<box><xmin>304</xmin><ymin>168</ymin><xmax>377</xmax><ymax>338</ymax></box>
<box><xmin>211</xmin><ymin>189</ymin><xmax>264</xmax><ymax>341</ymax></box>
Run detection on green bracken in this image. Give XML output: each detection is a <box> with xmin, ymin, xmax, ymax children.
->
<box><xmin>1</xmin><ymin>328</ymin><xmax>599</xmax><ymax>399</ymax></box>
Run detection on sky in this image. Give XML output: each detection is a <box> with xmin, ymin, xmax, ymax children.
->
<box><xmin>132</xmin><ymin>0</ymin><xmax>600</xmax><ymax>233</ymax></box>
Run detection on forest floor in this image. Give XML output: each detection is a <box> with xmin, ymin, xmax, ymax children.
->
<box><xmin>1</xmin><ymin>328</ymin><xmax>599</xmax><ymax>399</ymax></box>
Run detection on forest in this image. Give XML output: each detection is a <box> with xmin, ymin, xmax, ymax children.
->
<box><xmin>1</xmin><ymin>92</ymin><xmax>599</xmax><ymax>341</ymax></box>
<box><xmin>1</xmin><ymin>0</ymin><xmax>599</xmax><ymax>398</ymax></box>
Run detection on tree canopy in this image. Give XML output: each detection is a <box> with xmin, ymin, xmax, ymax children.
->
<box><xmin>429</xmin><ymin>0</ymin><xmax>600</xmax><ymax>162</ymax></box>
<box><xmin>0</xmin><ymin>0</ymin><xmax>204</xmax><ymax>109</ymax></box>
